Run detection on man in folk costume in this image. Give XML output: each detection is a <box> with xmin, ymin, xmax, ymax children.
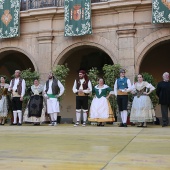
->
<box><xmin>72</xmin><ymin>70</ymin><xmax>92</xmax><ymax>127</ymax></box>
<box><xmin>8</xmin><ymin>70</ymin><xmax>26</xmax><ymax>125</ymax></box>
<box><xmin>114</xmin><ymin>69</ymin><xmax>132</xmax><ymax>127</ymax></box>
<box><xmin>43</xmin><ymin>72</ymin><xmax>64</xmax><ymax>126</ymax></box>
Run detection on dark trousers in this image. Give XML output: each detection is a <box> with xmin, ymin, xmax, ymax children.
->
<box><xmin>76</xmin><ymin>96</ymin><xmax>88</xmax><ymax>110</ymax></box>
<box><xmin>161</xmin><ymin>105</ymin><xmax>170</xmax><ymax>126</ymax></box>
<box><xmin>117</xmin><ymin>95</ymin><xmax>128</xmax><ymax>111</ymax></box>
<box><xmin>12</xmin><ymin>97</ymin><xmax>22</xmax><ymax>111</ymax></box>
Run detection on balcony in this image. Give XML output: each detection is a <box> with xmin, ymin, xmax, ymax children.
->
<box><xmin>20</xmin><ymin>0</ymin><xmax>109</xmax><ymax>11</ymax></box>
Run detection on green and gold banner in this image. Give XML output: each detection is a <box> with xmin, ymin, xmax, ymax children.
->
<box><xmin>64</xmin><ymin>0</ymin><xmax>92</xmax><ymax>36</ymax></box>
<box><xmin>153</xmin><ymin>0</ymin><xmax>170</xmax><ymax>23</ymax></box>
<box><xmin>0</xmin><ymin>0</ymin><xmax>20</xmax><ymax>38</ymax></box>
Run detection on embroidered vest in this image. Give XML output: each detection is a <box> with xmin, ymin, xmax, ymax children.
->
<box><xmin>76</xmin><ymin>78</ymin><xmax>89</xmax><ymax>90</ymax></box>
<box><xmin>117</xmin><ymin>77</ymin><xmax>128</xmax><ymax>89</ymax></box>
<box><xmin>136</xmin><ymin>87</ymin><xmax>146</xmax><ymax>98</ymax></box>
<box><xmin>11</xmin><ymin>78</ymin><xmax>23</xmax><ymax>95</ymax></box>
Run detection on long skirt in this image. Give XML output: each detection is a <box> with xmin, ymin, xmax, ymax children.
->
<box><xmin>0</xmin><ymin>96</ymin><xmax>8</xmax><ymax>117</ymax></box>
<box><xmin>130</xmin><ymin>95</ymin><xmax>155</xmax><ymax>123</ymax></box>
<box><xmin>88</xmin><ymin>96</ymin><xmax>115</xmax><ymax>122</ymax></box>
<box><xmin>23</xmin><ymin>95</ymin><xmax>48</xmax><ymax>123</ymax></box>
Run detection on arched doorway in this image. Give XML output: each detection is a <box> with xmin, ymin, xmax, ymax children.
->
<box><xmin>139</xmin><ymin>40</ymin><xmax>170</xmax><ymax>119</ymax></box>
<box><xmin>58</xmin><ymin>45</ymin><xmax>113</xmax><ymax>122</ymax></box>
<box><xmin>139</xmin><ymin>40</ymin><xmax>170</xmax><ymax>82</ymax></box>
<box><xmin>0</xmin><ymin>50</ymin><xmax>35</xmax><ymax>78</ymax></box>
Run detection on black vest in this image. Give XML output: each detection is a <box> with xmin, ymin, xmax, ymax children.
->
<box><xmin>45</xmin><ymin>78</ymin><xmax>59</xmax><ymax>95</ymax></box>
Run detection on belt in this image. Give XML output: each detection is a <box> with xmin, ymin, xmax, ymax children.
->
<box><xmin>117</xmin><ymin>90</ymin><xmax>128</xmax><ymax>95</ymax></box>
<box><xmin>76</xmin><ymin>92</ymin><xmax>88</xmax><ymax>96</ymax></box>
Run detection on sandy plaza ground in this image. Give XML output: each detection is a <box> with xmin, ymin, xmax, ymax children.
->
<box><xmin>0</xmin><ymin>124</ymin><xmax>170</xmax><ymax>170</ymax></box>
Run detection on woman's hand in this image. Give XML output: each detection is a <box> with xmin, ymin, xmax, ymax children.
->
<box><xmin>106</xmin><ymin>95</ymin><xmax>110</xmax><ymax>99</ymax></box>
<box><xmin>143</xmin><ymin>92</ymin><xmax>149</xmax><ymax>95</ymax></box>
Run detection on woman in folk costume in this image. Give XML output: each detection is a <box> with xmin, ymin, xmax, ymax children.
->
<box><xmin>0</xmin><ymin>76</ymin><xmax>10</xmax><ymax>125</ymax></box>
<box><xmin>130</xmin><ymin>74</ymin><xmax>156</xmax><ymax>127</ymax></box>
<box><xmin>88</xmin><ymin>78</ymin><xmax>115</xmax><ymax>126</ymax></box>
<box><xmin>23</xmin><ymin>79</ymin><xmax>47</xmax><ymax>125</ymax></box>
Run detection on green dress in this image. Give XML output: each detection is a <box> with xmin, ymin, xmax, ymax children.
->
<box><xmin>88</xmin><ymin>84</ymin><xmax>115</xmax><ymax>122</ymax></box>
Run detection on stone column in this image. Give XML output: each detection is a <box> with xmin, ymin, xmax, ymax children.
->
<box><xmin>36</xmin><ymin>36</ymin><xmax>54</xmax><ymax>83</ymax></box>
<box><xmin>36</xmin><ymin>14</ymin><xmax>54</xmax><ymax>83</ymax></box>
<box><xmin>115</xmin><ymin>5</ymin><xmax>137</xmax><ymax>83</ymax></box>
<box><xmin>116</xmin><ymin>29</ymin><xmax>136</xmax><ymax>83</ymax></box>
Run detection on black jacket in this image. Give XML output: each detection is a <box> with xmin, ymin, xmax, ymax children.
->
<box><xmin>156</xmin><ymin>81</ymin><xmax>170</xmax><ymax>105</ymax></box>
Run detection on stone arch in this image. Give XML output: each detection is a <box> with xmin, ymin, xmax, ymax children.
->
<box><xmin>0</xmin><ymin>47</ymin><xmax>38</xmax><ymax>71</ymax></box>
<box><xmin>135</xmin><ymin>28</ymin><xmax>170</xmax><ymax>73</ymax></box>
<box><xmin>53</xmin><ymin>35</ymin><xmax>118</xmax><ymax>66</ymax></box>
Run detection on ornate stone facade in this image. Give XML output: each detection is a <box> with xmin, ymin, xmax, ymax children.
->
<box><xmin>0</xmin><ymin>0</ymin><xmax>169</xmax><ymax>120</ymax></box>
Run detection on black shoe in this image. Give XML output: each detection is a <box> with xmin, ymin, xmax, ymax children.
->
<box><xmin>131</xmin><ymin>123</ymin><xmax>135</xmax><ymax>126</ymax></box>
<box><xmin>33</xmin><ymin>123</ymin><xmax>40</xmax><ymax>126</ymax></box>
<box><xmin>100</xmin><ymin>123</ymin><xmax>104</xmax><ymax>126</ymax></box>
<box><xmin>137</xmin><ymin>122</ymin><xmax>144</xmax><ymax>127</ymax></box>
<box><xmin>119</xmin><ymin>123</ymin><xmax>124</xmax><ymax>127</ymax></box>
<box><xmin>162</xmin><ymin>124</ymin><xmax>167</xmax><ymax>127</ymax></box>
<box><xmin>11</xmin><ymin>123</ymin><xmax>17</xmax><ymax>125</ymax></box>
<box><xmin>123</xmin><ymin>123</ymin><xmax>127</xmax><ymax>127</ymax></box>
<box><xmin>18</xmin><ymin>123</ymin><xmax>22</xmax><ymax>126</ymax></box>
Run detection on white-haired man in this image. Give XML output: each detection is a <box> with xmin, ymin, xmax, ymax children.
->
<box><xmin>8</xmin><ymin>70</ymin><xmax>26</xmax><ymax>125</ymax></box>
<box><xmin>156</xmin><ymin>72</ymin><xmax>170</xmax><ymax>127</ymax></box>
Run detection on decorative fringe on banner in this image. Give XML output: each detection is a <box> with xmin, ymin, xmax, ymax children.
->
<box><xmin>0</xmin><ymin>0</ymin><xmax>20</xmax><ymax>38</ymax></box>
<box><xmin>153</xmin><ymin>0</ymin><xmax>170</xmax><ymax>23</ymax></box>
<box><xmin>64</xmin><ymin>0</ymin><xmax>92</xmax><ymax>36</ymax></box>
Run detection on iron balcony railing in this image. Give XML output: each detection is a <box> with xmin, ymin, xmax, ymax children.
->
<box><xmin>20</xmin><ymin>0</ymin><xmax>108</xmax><ymax>11</ymax></box>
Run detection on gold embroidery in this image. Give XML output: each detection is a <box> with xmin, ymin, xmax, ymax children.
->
<box><xmin>1</xmin><ymin>10</ymin><xmax>12</xmax><ymax>26</ymax></box>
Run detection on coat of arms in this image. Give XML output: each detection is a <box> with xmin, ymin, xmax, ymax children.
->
<box><xmin>70</xmin><ymin>4</ymin><xmax>82</xmax><ymax>21</ymax></box>
<box><xmin>162</xmin><ymin>0</ymin><xmax>170</xmax><ymax>10</ymax></box>
<box><xmin>1</xmin><ymin>10</ymin><xmax>12</xmax><ymax>26</ymax></box>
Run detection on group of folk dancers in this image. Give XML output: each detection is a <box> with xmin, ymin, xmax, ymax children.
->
<box><xmin>0</xmin><ymin>69</ymin><xmax>170</xmax><ymax>127</ymax></box>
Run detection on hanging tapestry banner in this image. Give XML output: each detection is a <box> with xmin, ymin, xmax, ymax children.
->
<box><xmin>153</xmin><ymin>0</ymin><xmax>170</xmax><ymax>23</ymax></box>
<box><xmin>64</xmin><ymin>0</ymin><xmax>92</xmax><ymax>36</ymax></box>
<box><xmin>0</xmin><ymin>0</ymin><xmax>20</xmax><ymax>38</ymax></box>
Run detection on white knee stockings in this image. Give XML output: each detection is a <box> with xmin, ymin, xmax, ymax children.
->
<box><xmin>76</xmin><ymin>110</ymin><xmax>87</xmax><ymax>122</ymax></box>
<box><xmin>121</xmin><ymin>110</ymin><xmax>127</xmax><ymax>124</ymax></box>
<box><xmin>13</xmin><ymin>110</ymin><xmax>22</xmax><ymax>124</ymax></box>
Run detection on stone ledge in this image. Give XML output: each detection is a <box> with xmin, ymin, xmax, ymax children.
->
<box><xmin>116</xmin><ymin>29</ymin><xmax>136</xmax><ymax>37</ymax></box>
<box><xmin>36</xmin><ymin>36</ymin><xmax>54</xmax><ymax>43</ymax></box>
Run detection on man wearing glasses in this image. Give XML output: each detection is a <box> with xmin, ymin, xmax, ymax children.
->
<box><xmin>114</xmin><ymin>69</ymin><xmax>132</xmax><ymax>127</ymax></box>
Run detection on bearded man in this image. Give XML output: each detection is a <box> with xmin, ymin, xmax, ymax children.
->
<box><xmin>44</xmin><ymin>72</ymin><xmax>65</xmax><ymax>126</ymax></box>
<box><xmin>72</xmin><ymin>70</ymin><xmax>92</xmax><ymax>127</ymax></box>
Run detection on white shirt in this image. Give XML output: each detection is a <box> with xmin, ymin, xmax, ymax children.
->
<box><xmin>43</xmin><ymin>79</ymin><xmax>65</xmax><ymax>97</ymax></box>
<box><xmin>72</xmin><ymin>79</ymin><xmax>92</xmax><ymax>93</ymax></box>
<box><xmin>114</xmin><ymin>78</ymin><xmax>131</xmax><ymax>96</ymax></box>
<box><xmin>9</xmin><ymin>78</ymin><xmax>26</xmax><ymax>97</ymax></box>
